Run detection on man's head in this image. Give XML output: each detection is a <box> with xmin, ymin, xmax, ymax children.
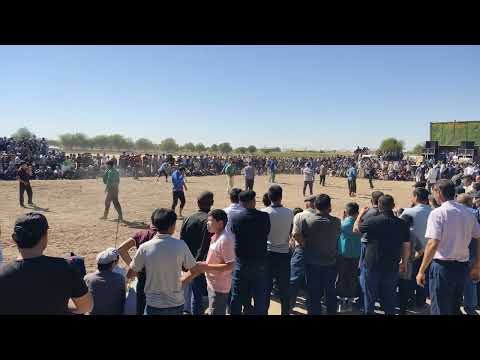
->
<box><xmin>433</xmin><ymin>179</ymin><xmax>456</xmax><ymax>204</ymax></box>
<box><xmin>268</xmin><ymin>185</ymin><xmax>283</xmax><ymax>205</ymax></box>
<box><xmin>262</xmin><ymin>192</ymin><xmax>271</xmax><ymax>207</ymax></box>
<box><xmin>239</xmin><ymin>190</ymin><xmax>256</xmax><ymax>209</ymax></box>
<box><xmin>293</xmin><ymin>207</ymin><xmax>303</xmax><ymax>217</ymax></box>
<box><xmin>229</xmin><ymin>188</ymin><xmax>242</xmax><ymax>204</ymax></box>
<box><xmin>378</xmin><ymin>195</ymin><xmax>395</xmax><ymax>212</ymax></box>
<box><xmin>207</xmin><ymin>209</ymin><xmax>228</xmax><ymax>234</ymax></box>
<box><xmin>152</xmin><ymin>208</ymin><xmax>177</xmax><ymax>234</ymax></box>
<box><xmin>304</xmin><ymin>195</ymin><xmax>316</xmax><ymax>209</ymax></box>
<box><xmin>456</xmin><ymin>193</ymin><xmax>473</xmax><ymax>208</ymax></box>
<box><xmin>96</xmin><ymin>248</ymin><xmax>119</xmax><ymax>271</ymax></box>
<box><xmin>345</xmin><ymin>202</ymin><xmax>359</xmax><ymax>217</ymax></box>
<box><xmin>371</xmin><ymin>191</ymin><xmax>384</xmax><ymax>206</ymax></box>
<box><xmin>197</xmin><ymin>191</ymin><xmax>214</xmax><ymax>211</ymax></box>
<box><xmin>412</xmin><ymin>187</ymin><xmax>430</xmax><ymax>205</ymax></box>
<box><xmin>413</xmin><ymin>181</ymin><xmax>427</xmax><ymax>189</ymax></box>
<box><xmin>12</xmin><ymin>213</ymin><xmax>49</xmax><ymax>251</ymax></box>
<box><xmin>315</xmin><ymin>194</ymin><xmax>332</xmax><ymax>214</ymax></box>
<box><xmin>107</xmin><ymin>160</ymin><xmax>114</xmax><ymax>168</ymax></box>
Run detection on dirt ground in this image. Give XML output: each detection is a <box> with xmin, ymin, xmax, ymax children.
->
<box><xmin>0</xmin><ymin>174</ymin><xmax>416</xmax><ymax>314</ymax></box>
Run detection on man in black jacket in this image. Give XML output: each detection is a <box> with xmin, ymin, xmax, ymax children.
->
<box><xmin>180</xmin><ymin>191</ymin><xmax>214</xmax><ymax>315</ymax></box>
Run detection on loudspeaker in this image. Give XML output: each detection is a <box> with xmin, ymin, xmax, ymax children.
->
<box><xmin>460</xmin><ymin>141</ymin><xmax>475</xmax><ymax>149</ymax></box>
<box><xmin>425</xmin><ymin>141</ymin><xmax>438</xmax><ymax>149</ymax></box>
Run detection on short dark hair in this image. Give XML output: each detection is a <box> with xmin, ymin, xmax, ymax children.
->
<box><xmin>434</xmin><ymin>180</ymin><xmax>455</xmax><ymax>201</ymax></box>
<box><xmin>229</xmin><ymin>188</ymin><xmax>242</xmax><ymax>203</ymax></box>
<box><xmin>345</xmin><ymin>202</ymin><xmax>359</xmax><ymax>217</ymax></box>
<box><xmin>371</xmin><ymin>191</ymin><xmax>384</xmax><ymax>205</ymax></box>
<box><xmin>107</xmin><ymin>160</ymin><xmax>114</xmax><ymax>166</ymax></box>
<box><xmin>292</xmin><ymin>207</ymin><xmax>303</xmax><ymax>216</ymax></box>
<box><xmin>208</xmin><ymin>209</ymin><xmax>228</xmax><ymax>228</ymax></box>
<box><xmin>268</xmin><ymin>185</ymin><xmax>282</xmax><ymax>203</ymax></box>
<box><xmin>262</xmin><ymin>193</ymin><xmax>271</xmax><ymax>207</ymax></box>
<box><xmin>198</xmin><ymin>191</ymin><xmax>214</xmax><ymax>209</ymax></box>
<box><xmin>97</xmin><ymin>261</ymin><xmax>115</xmax><ymax>271</ymax></box>
<box><xmin>413</xmin><ymin>187</ymin><xmax>430</xmax><ymax>203</ymax></box>
<box><xmin>12</xmin><ymin>213</ymin><xmax>49</xmax><ymax>249</ymax></box>
<box><xmin>315</xmin><ymin>194</ymin><xmax>331</xmax><ymax>212</ymax></box>
<box><xmin>152</xmin><ymin>208</ymin><xmax>177</xmax><ymax>231</ymax></box>
<box><xmin>378</xmin><ymin>195</ymin><xmax>395</xmax><ymax>211</ymax></box>
<box><xmin>239</xmin><ymin>190</ymin><xmax>256</xmax><ymax>203</ymax></box>
<box><xmin>413</xmin><ymin>181</ymin><xmax>427</xmax><ymax>189</ymax></box>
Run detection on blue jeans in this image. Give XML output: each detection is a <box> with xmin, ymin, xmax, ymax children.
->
<box><xmin>144</xmin><ymin>304</ymin><xmax>184</xmax><ymax>315</ymax></box>
<box><xmin>363</xmin><ymin>269</ymin><xmax>398</xmax><ymax>315</ymax></box>
<box><xmin>464</xmin><ymin>272</ymin><xmax>478</xmax><ymax>314</ymax></box>
<box><xmin>191</xmin><ymin>274</ymin><xmax>207</xmax><ymax>315</ymax></box>
<box><xmin>429</xmin><ymin>260</ymin><xmax>468</xmax><ymax>315</ymax></box>
<box><xmin>230</xmin><ymin>261</ymin><xmax>268</xmax><ymax>315</ymax></box>
<box><xmin>290</xmin><ymin>247</ymin><xmax>306</xmax><ymax>308</ymax></box>
<box><xmin>266</xmin><ymin>251</ymin><xmax>291</xmax><ymax>315</ymax></box>
<box><xmin>305</xmin><ymin>264</ymin><xmax>337</xmax><ymax>315</ymax></box>
<box><xmin>183</xmin><ymin>283</ymin><xmax>193</xmax><ymax>314</ymax></box>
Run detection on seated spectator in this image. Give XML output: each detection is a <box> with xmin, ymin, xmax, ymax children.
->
<box><xmin>0</xmin><ymin>213</ymin><xmax>93</xmax><ymax>315</ymax></box>
<box><xmin>84</xmin><ymin>248</ymin><xmax>126</xmax><ymax>315</ymax></box>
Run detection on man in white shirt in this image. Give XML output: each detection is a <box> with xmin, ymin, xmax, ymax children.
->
<box><xmin>464</xmin><ymin>164</ymin><xmax>475</xmax><ymax>177</ymax></box>
<box><xmin>223</xmin><ymin>188</ymin><xmax>245</xmax><ymax>242</ymax></box>
<box><xmin>302</xmin><ymin>162</ymin><xmax>315</xmax><ymax>197</ymax></box>
<box><xmin>261</xmin><ymin>185</ymin><xmax>293</xmax><ymax>315</ymax></box>
<box><xmin>426</xmin><ymin>165</ymin><xmax>440</xmax><ymax>193</ymax></box>
<box><xmin>416</xmin><ymin>180</ymin><xmax>480</xmax><ymax>315</ymax></box>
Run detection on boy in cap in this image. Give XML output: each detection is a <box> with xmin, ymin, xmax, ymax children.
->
<box><xmin>0</xmin><ymin>213</ymin><xmax>93</xmax><ymax>315</ymax></box>
<box><xmin>84</xmin><ymin>248</ymin><xmax>126</xmax><ymax>315</ymax></box>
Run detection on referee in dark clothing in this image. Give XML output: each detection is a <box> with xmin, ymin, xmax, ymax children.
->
<box><xmin>17</xmin><ymin>162</ymin><xmax>33</xmax><ymax>207</ymax></box>
<box><xmin>230</xmin><ymin>190</ymin><xmax>271</xmax><ymax>315</ymax></box>
<box><xmin>180</xmin><ymin>191</ymin><xmax>215</xmax><ymax>315</ymax></box>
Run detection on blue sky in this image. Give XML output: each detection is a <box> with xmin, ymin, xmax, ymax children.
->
<box><xmin>1</xmin><ymin>45</ymin><xmax>479</xmax><ymax>150</ymax></box>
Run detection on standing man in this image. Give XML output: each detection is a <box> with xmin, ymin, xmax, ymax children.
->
<box><xmin>267</xmin><ymin>158</ymin><xmax>276</xmax><ymax>183</ymax></box>
<box><xmin>292</xmin><ymin>194</ymin><xmax>341</xmax><ymax>315</ymax></box>
<box><xmin>222</xmin><ymin>158</ymin><xmax>236</xmax><ymax>195</ymax></box>
<box><xmin>366</xmin><ymin>162</ymin><xmax>375</xmax><ymax>189</ymax></box>
<box><xmin>180</xmin><ymin>191</ymin><xmax>215</xmax><ymax>315</ymax></box>
<box><xmin>261</xmin><ymin>185</ymin><xmax>294</xmax><ymax>315</ymax></box>
<box><xmin>223</xmin><ymin>188</ymin><xmax>245</xmax><ymax>242</ymax></box>
<box><xmin>17</xmin><ymin>161</ymin><xmax>33</xmax><ymax>207</ymax></box>
<box><xmin>346</xmin><ymin>163</ymin><xmax>358</xmax><ymax>197</ymax></box>
<box><xmin>171</xmin><ymin>167</ymin><xmax>187</xmax><ymax>219</ymax></box>
<box><xmin>157</xmin><ymin>160</ymin><xmax>169</xmax><ymax>182</ymax></box>
<box><xmin>242</xmin><ymin>161</ymin><xmax>255</xmax><ymax>191</ymax></box>
<box><xmin>354</xmin><ymin>195</ymin><xmax>411</xmax><ymax>315</ymax></box>
<box><xmin>302</xmin><ymin>162</ymin><xmax>315</xmax><ymax>197</ymax></box>
<box><xmin>426</xmin><ymin>164</ymin><xmax>440</xmax><ymax>193</ymax></box>
<box><xmin>230</xmin><ymin>190</ymin><xmax>271</xmax><ymax>315</ymax></box>
<box><xmin>416</xmin><ymin>180</ymin><xmax>480</xmax><ymax>315</ymax></box>
<box><xmin>399</xmin><ymin>187</ymin><xmax>432</xmax><ymax>310</ymax></box>
<box><xmin>319</xmin><ymin>162</ymin><xmax>327</xmax><ymax>187</ymax></box>
<box><xmin>289</xmin><ymin>195</ymin><xmax>316</xmax><ymax>310</ymax></box>
<box><xmin>101</xmin><ymin>160</ymin><xmax>123</xmax><ymax>222</ymax></box>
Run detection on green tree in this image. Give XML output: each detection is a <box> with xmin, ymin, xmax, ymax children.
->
<box><xmin>90</xmin><ymin>135</ymin><xmax>111</xmax><ymax>149</ymax></box>
<box><xmin>411</xmin><ymin>143</ymin><xmax>425</xmax><ymax>155</ymax></box>
<box><xmin>183</xmin><ymin>142</ymin><xmax>196</xmax><ymax>152</ymax></box>
<box><xmin>47</xmin><ymin>139</ymin><xmax>61</xmax><ymax>147</ymax></box>
<box><xmin>11</xmin><ymin>127</ymin><xmax>35</xmax><ymax>140</ymax></box>
<box><xmin>247</xmin><ymin>145</ymin><xmax>257</xmax><ymax>153</ymax></box>
<box><xmin>110</xmin><ymin>134</ymin><xmax>129</xmax><ymax>150</ymax></box>
<box><xmin>236</xmin><ymin>146</ymin><xmax>248</xmax><ymax>154</ymax></box>
<box><xmin>135</xmin><ymin>138</ymin><xmax>155</xmax><ymax>151</ymax></box>
<box><xmin>195</xmin><ymin>143</ymin><xmax>206</xmax><ymax>152</ymax></box>
<box><xmin>378</xmin><ymin>138</ymin><xmax>405</xmax><ymax>153</ymax></box>
<box><xmin>59</xmin><ymin>133</ymin><xmax>75</xmax><ymax>149</ymax></box>
<box><xmin>218</xmin><ymin>142</ymin><xmax>233</xmax><ymax>153</ymax></box>
<box><xmin>159</xmin><ymin>138</ymin><xmax>179</xmax><ymax>153</ymax></box>
<box><xmin>209</xmin><ymin>144</ymin><xmax>219</xmax><ymax>152</ymax></box>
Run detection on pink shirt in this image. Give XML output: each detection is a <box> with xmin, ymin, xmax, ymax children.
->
<box><xmin>425</xmin><ymin>200</ymin><xmax>480</xmax><ymax>262</ymax></box>
<box><xmin>205</xmin><ymin>230</ymin><xmax>236</xmax><ymax>294</ymax></box>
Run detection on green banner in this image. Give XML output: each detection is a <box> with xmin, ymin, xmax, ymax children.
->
<box><xmin>430</xmin><ymin>121</ymin><xmax>480</xmax><ymax>146</ymax></box>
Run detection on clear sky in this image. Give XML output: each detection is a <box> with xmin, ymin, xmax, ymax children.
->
<box><xmin>1</xmin><ymin>45</ymin><xmax>479</xmax><ymax>150</ymax></box>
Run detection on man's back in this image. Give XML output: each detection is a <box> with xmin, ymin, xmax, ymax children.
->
<box><xmin>301</xmin><ymin>214</ymin><xmax>341</xmax><ymax>266</ymax></box>
<box><xmin>223</xmin><ymin>203</ymin><xmax>245</xmax><ymax>241</ymax></box>
<box><xmin>400</xmin><ymin>204</ymin><xmax>432</xmax><ymax>250</ymax></box>
<box><xmin>232</xmin><ymin>208</ymin><xmax>271</xmax><ymax>263</ymax></box>
<box><xmin>180</xmin><ymin>210</ymin><xmax>211</xmax><ymax>261</ymax></box>
<box><xmin>0</xmin><ymin>256</ymin><xmax>88</xmax><ymax>315</ymax></box>
<box><xmin>261</xmin><ymin>206</ymin><xmax>293</xmax><ymax>253</ymax></box>
<box><xmin>132</xmin><ymin>235</ymin><xmax>196</xmax><ymax>309</ymax></box>
<box><xmin>84</xmin><ymin>270</ymin><xmax>125</xmax><ymax>315</ymax></box>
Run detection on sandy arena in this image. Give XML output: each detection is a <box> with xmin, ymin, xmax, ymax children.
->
<box><xmin>0</xmin><ymin>174</ymin><xmax>415</xmax><ymax>314</ymax></box>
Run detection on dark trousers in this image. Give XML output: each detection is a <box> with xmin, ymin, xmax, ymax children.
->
<box><xmin>171</xmin><ymin>191</ymin><xmax>186</xmax><ymax>210</ymax></box>
<box><xmin>290</xmin><ymin>247</ymin><xmax>306</xmax><ymax>308</ymax></box>
<box><xmin>319</xmin><ymin>175</ymin><xmax>326</xmax><ymax>186</ymax></box>
<box><xmin>266</xmin><ymin>251</ymin><xmax>291</xmax><ymax>315</ymax></box>
<box><xmin>368</xmin><ymin>175</ymin><xmax>374</xmax><ymax>189</ymax></box>
<box><xmin>136</xmin><ymin>272</ymin><xmax>147</xmax><ymax>315</ymax></box>
<box><xmin>19</xmin><ymin>182</ymin><xmax>33</xmax><ymax>206</ymax></box>
<box><xmin>348</xmin><ymin>178</ymin><xmax>357</xmax><ymax>195</ymax></box>
<box><xmin>159</xmin><ymin>169</ymin><xmax>168</xmax><ymax>181</ymax></box>
<box><xmin>191</xmin><ymin>274</ymin><xmax>207</xmax><ymax>315</ymax></box>
<box><xmin>144</xmin><ymin>304</ymin><xmax>183</xmax><ymax>315</ymax></box>
<box><xmin>105</xmin><ymin>187</ymin><xmax>123</xmax><ymax>219</ymax></box>
<box><xmin>230</xmin><ymin>261</ymin><xmax>268</xmax><ymax>315</ymax></box>
<box><xmin>429</xmin><ymin>260</ymin><xmax>468</xmax><ymax>315</ymax></box>
<box><xmin>398</xmin><ymin>278</ymin><xmax>413</xmax><ymax>314</ymax></box>
<box><xmin>336</xmin><ymin>256</ymin><xmax>360</xmax><ymax>299</ymax></box>
<box><xmin>303</xmin><ymin>181</ymin><xmax>313</xmax><ymax>196</ymax></box>
<box><xmin>363</xmin><ymin>269</ymin><xmax>398</xmax><ymax>315</ymax></box>
<box><xmin>412</xmin><ymin>256</ymin><xmax>429</xmax><ymax>305</ymax></box>
<box><xmin>305</xmin><ymin>264</ymin><xmax>337</xmax><ymax>315</ymax></box>
<box><xmin>245</xmin><ymin>178</ymin><xmax>254</xmax><ymax>191</ymax></box>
